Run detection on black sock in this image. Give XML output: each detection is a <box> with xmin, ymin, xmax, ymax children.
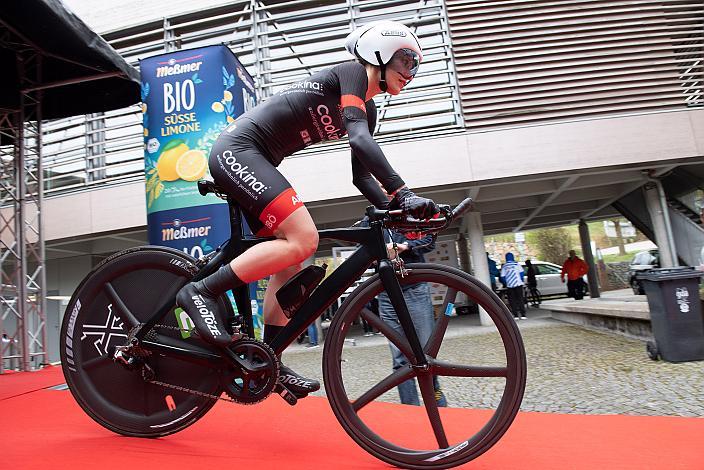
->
<box><xmin>196</xmin><ymin>265</ymin><xmax>243</xmax><ymax>297</ymax></box>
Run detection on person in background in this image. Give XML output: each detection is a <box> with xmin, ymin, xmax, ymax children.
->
<box><xmin>306</xmin><ymin>319</ymin><xmax>319</xmax><ymax>348</ymax></box>
<box><xmin>561</xmin><ymin>250</ymin><xmax>589</xmax><ymax>300</ymax></box>
<box><xmin>361</xmin><ymin>298</ymin><xmax>379</xmax><ymax>337</ymax></box>
<box><xmin>524</xmin><ymin>259</ymin><xmax>539</xmax><ymax>307</ymax></box>
<box><xmin>500</xmin><ymin>252</ymin><xmax>526</xmax><ymax>320</ymax></box>
<box><xmin>487</xmin><ymin>252</ymin><xmax>500</xmax><ymax>291</ymax></box>
<box><xmin>377</xmin><ymin>228</ymin><xmax>447</xmax><ymax>407</ymax></box>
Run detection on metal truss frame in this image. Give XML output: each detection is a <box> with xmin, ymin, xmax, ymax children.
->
<box><xmin>0</xmin><ymin>25</ymin><xmax>48</xmax><ymax>372</ymax></box>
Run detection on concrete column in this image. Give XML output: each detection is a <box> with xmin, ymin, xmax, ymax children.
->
<box><xmin>578</xmin><ymin>219</ymin><xmax>600</xmax><ymax>298</ymax></box>
<box><xmin>644</xmin><ymin>182</ymin><xmax>677</xmax><ymax>267</ymax></box>
<box><xmin>457</xmin><ymin>233</ymin><xmax>471</xmax><ymax>273</ymax></box>
<box><xmin>654</xmin><ymin>178</ymin><xmax>678</xmax><ymax>267</ymax></box>
<box><xmin>467</xmin><ymin>212</ymin><xmax>492</xmax><ymax>326</ymax></box>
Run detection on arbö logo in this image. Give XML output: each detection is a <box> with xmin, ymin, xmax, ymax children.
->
<box><xmin>222</xmin><ymin>150</ymin><xmax>269</xmax><ymax>195</ymax></box>
<box><xmin>316</xmin><ymin>105</ymin><xmax>341</xmax><ymax>140</ymax></box>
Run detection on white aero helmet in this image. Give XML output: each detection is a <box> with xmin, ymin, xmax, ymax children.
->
<box><xmin>344</xmin><ymin>20</ymin><xmax>423</xmax><ymax>91</ymax></box>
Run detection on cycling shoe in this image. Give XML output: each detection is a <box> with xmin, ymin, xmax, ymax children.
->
<box><xmin>278</xmin><ymin>364</ymin><xmax>320</xmax><ymax>398</ymax></box>
<box><xmin>175</xmin><ymin>282</ymin><xmax>232</xmax><ymax>348</ymax></box>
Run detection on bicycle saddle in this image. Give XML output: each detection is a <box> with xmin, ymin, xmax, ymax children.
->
<box><xmin>197</xmin><ymin>179</ymin><xmax>224</xmax><ymax>196</ymax></box>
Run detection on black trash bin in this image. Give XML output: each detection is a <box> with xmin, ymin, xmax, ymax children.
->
<box><xmin>637</xmin><ymin>267</ymin><xmax>704</xmax><ymax>362</ymax></box>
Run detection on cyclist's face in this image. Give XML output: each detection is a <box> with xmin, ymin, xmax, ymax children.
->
<box><xmin>385</xmin><ymin>69</ymin><xmax>409</xmax><ymax>95</ymax></box>
<box><xmin>385</xmin><ymin>48</ymin><xmax>420</xmax><ymax>95</ymax></box>
<box><xmin>389</xmin><ymin>49</ymin><xmax>420</xmax><ymax>80</ymax></box>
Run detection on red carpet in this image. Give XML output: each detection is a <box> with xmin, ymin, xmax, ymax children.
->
<box><xmin>1</xmin><ymin>368</ymin><xmax>702</xmax><ymax>469</ymax></box>
<box><xmin>0</xmin><ymin>365</ymin><xmax>64</xmax><ymax>400</ymax></box>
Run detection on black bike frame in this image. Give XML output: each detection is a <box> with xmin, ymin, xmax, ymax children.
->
<box><xmin>135</xmin><ymin>198</ymin><xmax>430</xmax><ymax>368</ymax></box>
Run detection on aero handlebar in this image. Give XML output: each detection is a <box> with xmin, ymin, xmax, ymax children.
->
<box><xmin>367</xmin><ymin>197</ymin><xmax>475</xmax><ymax>233</ymax></box>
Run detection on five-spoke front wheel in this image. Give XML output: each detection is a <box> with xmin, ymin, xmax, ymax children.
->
<box><xmin>322</xmin><ymin>263</ymin><xmax>527</xmax><ymax>469</ymax></box>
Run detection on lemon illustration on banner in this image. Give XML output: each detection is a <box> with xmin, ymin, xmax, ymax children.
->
<box><xmin>176</xmin><ymin>149</ymin><xmax>208</xmax><ymax>181</ymax></box>
<box><xmin>211</xmin><ymin>101</ymin><xmax>225</xmax><ymax>113</ymax></box>
<box><xmin>223</xmin><ymin>90</ymin><xmax>233</xmax><ymax>102</ymax></box>
<box><xmin>156</xmin><ymin>139</ymin><xmax>189</xmax><ymax>181</ymax></box>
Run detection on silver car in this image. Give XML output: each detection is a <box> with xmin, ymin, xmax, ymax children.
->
<box><xmin>524</xmin><ymin>261</ymin><xmax>571</xmax><ymax>296</ymax></box>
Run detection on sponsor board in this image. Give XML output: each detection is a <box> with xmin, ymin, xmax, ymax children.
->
<box><xmin>140</xmin><ymin>45</ymin><xmax>256</xmax><ymax>252</ymax></box>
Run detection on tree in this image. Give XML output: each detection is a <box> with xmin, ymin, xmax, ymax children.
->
<box><xmin>611</xmin><ymin>219</ymin><xmax>626</xmax><ymax>255</ymax></box>
<box><xmin>526</xmin><ymin>227</ymin><xmax>573</xmax><ymax>264</ymax></box>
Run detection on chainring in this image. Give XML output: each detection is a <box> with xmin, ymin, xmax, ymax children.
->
<box><xmin>222</xmin><ymin>338</ymin><xmax>279</xmax><ymax>404</ymax></box>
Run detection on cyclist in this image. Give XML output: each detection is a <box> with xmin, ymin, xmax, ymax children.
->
<box><xmin>176</xmin><ymin>20</ymin><xmax>439</xmax><ymax>398</ymax></box>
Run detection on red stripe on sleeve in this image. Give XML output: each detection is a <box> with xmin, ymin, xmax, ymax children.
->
<box><xmin>340</xmin><ymin>94</ymin><xmax>367</xmax><ymax>113</ymax></box>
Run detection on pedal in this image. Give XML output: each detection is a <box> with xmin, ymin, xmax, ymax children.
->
<box><xmin>275</xmin><ymin>383</ymin><xmax>298</xmax><ymax>406</ymax></box>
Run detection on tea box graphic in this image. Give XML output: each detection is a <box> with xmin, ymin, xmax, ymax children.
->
<box><xmin>140</xmin><ymin>45</ymin><xmax>257</xmax><ymax>257</ymax></box>
<box><xmin>140</xmin><ymin>45</ymin><xmax>262</xmax><ymax>332</ymax></box>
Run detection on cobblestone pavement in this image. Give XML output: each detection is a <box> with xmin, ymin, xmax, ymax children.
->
<box><xmin>283</xmin><ymin>311</ymin><xmax>704</xmax><ymax>417</ymax></box>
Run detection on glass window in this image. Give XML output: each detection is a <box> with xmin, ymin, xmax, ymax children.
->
<box><xmin>537</xmin><ymin>264</ymin><xmax>560</xmax><ymax>275</ymax></box>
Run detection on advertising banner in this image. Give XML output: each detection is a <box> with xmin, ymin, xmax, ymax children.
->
<box><xmin>140</xmin><ymin>45</ymin><xmax>264</xmax><ymax>338</ymax></box>
<box><xmin>140</xmin><ymin>44</ymin><xmax>256</xmax><ymax>257</ymax></box>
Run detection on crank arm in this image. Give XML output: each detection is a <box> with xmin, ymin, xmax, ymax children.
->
<box><xmin>222</xmin><ymin>347</ymin><xmax>271</xmax><ymax>374</ymax></box>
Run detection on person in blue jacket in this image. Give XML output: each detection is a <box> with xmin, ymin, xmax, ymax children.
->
<box><xmin>499</xmin><ymin>252</ymin><xmax>526</xmax><ymax>319</ymax></box>
<box><xmin>487</xmin><ymin>252</ymin><xmax>500</xmax><ymax>291</ymax></box>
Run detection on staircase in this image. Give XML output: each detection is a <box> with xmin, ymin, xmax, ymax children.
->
<box><xmin>613</xmin><ymin>170</ymin><xmax>704</xmax><ymax>268</ymax></box>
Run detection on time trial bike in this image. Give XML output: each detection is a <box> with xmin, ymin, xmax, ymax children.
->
<box><xmin>60</xmin><ymin>180</ymin><xmax>527</xmax><ymax>469</ymax></box>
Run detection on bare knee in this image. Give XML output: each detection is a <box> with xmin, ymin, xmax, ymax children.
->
<box><xmin>289</xmin><ymin>228</ymin><xmax>318</xmax><ymax>263</ymax></box>
<box><xmin>277</xmin><ymin>208</ymin><xmax>319</xmax><ymax>264</ymax></box>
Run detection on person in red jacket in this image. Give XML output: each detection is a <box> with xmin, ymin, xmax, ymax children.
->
<box><xmin>561</xmin><ymin>250</ymin><xmax>589</xmax><ymax>300</ymax></box>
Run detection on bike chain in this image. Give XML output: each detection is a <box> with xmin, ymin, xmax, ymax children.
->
<box><xmin>121</xmin><ymin>250</ymin><xmax>246</xmax><ymax>404</ymax></box>
<box><xmin>146</xmin><ymin>374</ymin><xmax>238</xmax><ymax>403</ymax></box>
<box><xmin>134</xmin><ymin>324</ymin><xmax>275</xmax><ymax>405</ymax></box>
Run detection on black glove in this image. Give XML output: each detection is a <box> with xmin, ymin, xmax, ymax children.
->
<box><xmin>390</xmin><ymin>187</ymin><xmax>439</xmax><ymax>219</ymax></box>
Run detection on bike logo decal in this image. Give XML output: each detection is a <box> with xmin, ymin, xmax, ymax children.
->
<box><xmin>175</xmin><ymin>308</ymin><xmax>195</xmax><ymax>339</ymax></box>
<box><xmin>64</xmin><ymin>299</ymin><xmax>82</xmax><ymax>372</ymax></box>
<box><xmin>80</xmin><ymin>304</ymin><xmax>128</xmax><ymax>356</ymax></box>
<box><xmin>424</xmin><ymin>440</ymin><xmax>468</xmax><ymax>462</ymax></box>
<box><xmin>150</xmin><ymin>406</ymin><xmax>198</xmax><ymax>429</ymax></box>
<box><xmin>444</xmin><ymin>302</ymin><xmax>455</xmax><ymax>317</ymax></box>
<box><xmin>165</xmin><ymin>395</ymin><xmax>177</xmax><ymax>412</ymax></box>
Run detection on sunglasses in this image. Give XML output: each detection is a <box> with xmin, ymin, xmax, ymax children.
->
<box><xmin>388</xmin><ymin>48</ymin><xmax>420</xmax><ymax>80</ymax></box>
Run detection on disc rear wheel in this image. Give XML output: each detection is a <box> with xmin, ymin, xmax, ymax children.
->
<box><xmin>60</xmin><ymin>246</ymin><xmax>232</xmax><ymax>437</ymax></box>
